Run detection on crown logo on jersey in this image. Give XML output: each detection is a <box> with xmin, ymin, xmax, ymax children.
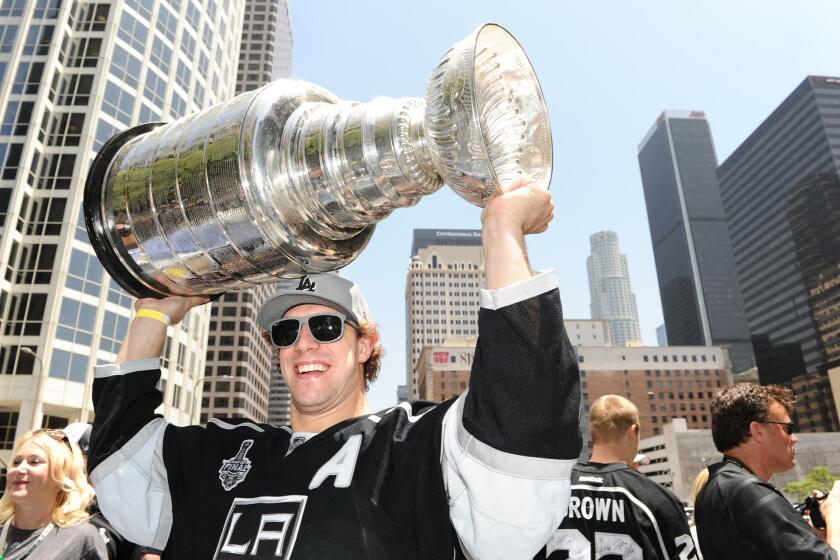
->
<box><xmin>219</xmin><ymin>439</ymin><xmax>254</xmax><ymax>491</ymax></box>
<box><xmin>296</xmin><ymin>276</ymin><xmax>316</xmax><ymax>292</ymax></box>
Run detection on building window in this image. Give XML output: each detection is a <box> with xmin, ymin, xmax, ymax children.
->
<box><xmin>1</xmin><ymin>101</ymin><xmax>34</xmax><ymax>135</ymax></box>
<box><xmin>31</xmin><ymin>152</ymin><xmax>75</xmax><ymax>191</ymax></box>
<box><xmin>0</xmin><ymin>412</ymin><xmax>19</xmax><ymax>449</ymax></box>
<box><xmin>47</xmin><ymin>349</ymin><xmax>88</xmax><ymax>383</ymax></box>
<box><xmin>143</xmin><ymin>70</ymin><xmax>167</xmax><ymax>107</ymax></box>
<box><xmin>74</xmin><ymin>3</ymin><xmax>109</xmax><ymax>32</ymax></box>
<box><xmin>11</xmin><ymin>62</ymin><xmax>44</xmax><ymax>95</ymax></box>
<box><xmin>149</xmin><ymin>36</ymin><xmax>172</xmax><ymax>75</ymax></box>
<box><xmin>125</xmin><ymin>0</ymin><xmax>153</xmax><ymax>20</ymax></box>
<box><xmin>66</xmin><ymin>37</ymin><xmax>100</xmax><ymax>67</ymax></box>
<box><xmin>4</xmin><ymin>294</ymin><xmax>47</xmax><ymax>336</ymax></box>
<box><xmin>118</xmin><ymin>11</ymin><xmax>148</xmax><ymax>53</ymax></box>
<box><xmin>157</xmin><ymin>4</ymin><xmax>177</xmax><ymax>41</ymax></box>
<box><xmin>22</xmin><ymin>24</ymin><xmax>53</xmax><ymax>55</ymax></box>
<box><xmin>65</xmin><ymin>249</ymin><xmax>104</xmax><ymax>296</ymax></box>
<box><xmin>100</xmin><ymin>311</ymin><xmax>129</xmax><ymax>355</ymax></box>
<box><xmin>181</xmin><ymin>28</ymin><xmax>197</xmax><ymax>59</ymax></box>
<box><xmin>56</xmin><ymin>297</ymin><xmax>96</xmax><ymax>345</ymax></box>
<box><xmin>110</xmin><ymin>46</ymin><xmax>142</xmax><ymax>88</ymax></box>
<box><xmin>102</xmin><ymin>81</ymin><xmax>134</xmax><ymax>124</ymax></box>
<box><xmin>15</xmin><ymin>243</ymin><xmax>57</xmax><ymax>283</ymax></box>
<box><xmin>45</xmin><ymin>112</ymin><xmax>85</xmax><ymax>147</ymax></box>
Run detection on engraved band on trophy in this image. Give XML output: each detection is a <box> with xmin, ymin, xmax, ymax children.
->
<box><xmin>83</xmin><ymin>23</ymin><xmax>552</xmax><ymax>298</ymax></box>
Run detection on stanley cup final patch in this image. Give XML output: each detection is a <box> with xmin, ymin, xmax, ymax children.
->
<box><xmin>219</xmin><ymin>439</ymin><xmax>254</xmax><ymax>491</ymax></box>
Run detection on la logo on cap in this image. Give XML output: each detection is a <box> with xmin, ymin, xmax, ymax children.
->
<box><xmin>297</xmin><ymin>276</ymin><xmax>316</xmax><ymax>292</ymax></box>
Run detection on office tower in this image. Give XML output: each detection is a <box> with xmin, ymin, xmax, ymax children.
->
<box><xmin>201</xmin><ymin>288</ymin><xmax>276</xmax><ymax>423</ymax></box>
<box><xmin>203</xmin><ymin>0</ymin><xmax>292</xmax><ymax>424</ymax></box>
<box><xmin>587</xmin><ymin>230</ymin><xmax>642</xmax><ymax>346</ymax></box>
<box><xmin>235</xmin><ymin>0</ymin><xmax>292</xmax><ymax>95</ymax></box>
<box><xmin>406</xmin><ymin>229</ymin><xmax>483</xmax><ymax>398</ymax></box>
<box><xmin>0</xmin><ymin>0</ymin><xmax>244</xmax><ymax>455</ymax></box>
<box><xmin>637</xmin><ymin>110</ymin><xmax>755</xmax><ymax>374</ymax></box>
<box><xmin>717</xmin><ymin>76</ymin><xmax>840</xmax><ymax>432</ymax></box>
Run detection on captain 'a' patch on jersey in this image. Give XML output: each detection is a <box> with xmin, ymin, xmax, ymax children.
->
<box><xmin>544</xmin><ymin>464</ymin><xmax>697</xmax><ymax>560</ymax></box>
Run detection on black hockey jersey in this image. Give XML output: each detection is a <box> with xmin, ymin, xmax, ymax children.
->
<box><xmin>538</xmin><ymin>462</ymin><xmax>697</xmax><ymax>560</ymax></box>
<box><xmin>88</xmin><ymin>273</ymin><xmax>582</xmax><ymax>559</ymax></box>
<box><xmin>695</xmin><ymin>459</ymin><xmax>837</xmax><ymax>560</ymax></box>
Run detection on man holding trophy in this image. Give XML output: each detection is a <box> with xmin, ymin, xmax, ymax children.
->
<box><xmin>85</xmin><ymin>24</ymin><xmax>581</xmax><ymax>559</ymax></box>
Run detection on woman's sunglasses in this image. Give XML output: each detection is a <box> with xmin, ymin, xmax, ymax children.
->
<box><xmin>270</xmin><ymin>313</ymin><xmax>349</xmax><ymax>348</ymax></box>
<box><xmin>34</xmin><ymin>428</ymin><xmax>72</xmax><ymax>449</ymax></box>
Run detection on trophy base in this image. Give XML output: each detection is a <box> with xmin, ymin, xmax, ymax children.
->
<box><xmin>84</xmin><ymin>122</ymin><xmax>173</xmax><ymax>299</ymax></box>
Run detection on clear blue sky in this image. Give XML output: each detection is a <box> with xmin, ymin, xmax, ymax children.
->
<box><xmin>288</xmin><ymin>1</ymin><xmax>840</xmax><ymax>411</ymax></box>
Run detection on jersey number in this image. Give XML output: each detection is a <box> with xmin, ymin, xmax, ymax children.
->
<box><xmin>546</xmin><ymin>528</ymin><xmax>642</xmax><ymax>560</ymax></box>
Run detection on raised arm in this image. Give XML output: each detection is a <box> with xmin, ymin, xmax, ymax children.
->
<box><xmin>443</xmin><ymin>180</ymin><xmax>581</xmax><ymax>559</ymax></box>
<box><xmin>88</xmin><ymin>294</ymin><xmax>207</xmax><ymax>549</ymax></box>
<box><xmin>117</xmin><ymin>296</ymin><xmax>209</xmax><ymax>363</ymax></box>
<box><xmin>482</xmin><ymin>178</ymin><xmax>553</xmax><ymax>289</ymax></box>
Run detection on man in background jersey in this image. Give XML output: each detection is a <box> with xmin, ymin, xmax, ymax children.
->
<box><xmin>539</xmin><ymin>394</ymin><xmax>698</xmax><ymax>559</ymax></box>
<box><xmin>695</xmin><ymin>383</ymin><xmax>840</xmax><ymax>559</ymax></box>
<box><xmin>88</xmin><ymin>180</ymin><xmax>583</xmax><ymax>559</ymax></box>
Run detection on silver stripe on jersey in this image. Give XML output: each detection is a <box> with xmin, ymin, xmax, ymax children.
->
<box><xmin>209</xmin><ymin>418</ymin><xmax>265</xmax><ymax>432</ymax></box>
<box><xmin>89</xmin><ymin>418</ymin><xmax>172</xmax><ymax>550</ymax></box>
<box><xmin>367</xmin><ymin>401</ymin><xmax>436</xmax><ymax>424</ymax></box>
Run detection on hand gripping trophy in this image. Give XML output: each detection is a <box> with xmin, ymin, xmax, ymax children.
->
<box><xmin>84</xmin><ymin>23</ymin><xmax>552</xmax><ymax>297</ymax></box>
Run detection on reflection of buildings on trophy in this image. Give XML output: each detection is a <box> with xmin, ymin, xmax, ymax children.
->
<box><xmin>718</xmin><ymin>76</ymin><xmax>840</xmax><ymax>432</ymax></box>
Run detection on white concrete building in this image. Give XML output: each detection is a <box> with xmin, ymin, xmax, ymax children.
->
<box><xmin>405</xmin><ymin>229</ymin><xmax>483</xmax><ymax>398</ymax></box>
<box><xmin>587</xmin><ymin>230</ymin><xmax>642</xmax><ymax>346</ymax></box>
<box><xmin>638</xmin><ymin>418</ymin><xmax>840</xmax><ymax>504</ymax></box>
<box><xmin>0</xmin><ymin>0</ymin><xmax>244</xmax><ymax>458</ymax></box>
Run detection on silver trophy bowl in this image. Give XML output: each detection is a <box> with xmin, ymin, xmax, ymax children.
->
<box><xmin>84</xmin><ymin>23</ymin><xmax>552</xmax><ymax>298</ymax></box>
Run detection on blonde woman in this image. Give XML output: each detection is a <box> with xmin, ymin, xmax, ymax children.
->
<box><xmin>0</xmin><ymin>429</ymin><xmax>108</xmax><ymax>559</ymax></box>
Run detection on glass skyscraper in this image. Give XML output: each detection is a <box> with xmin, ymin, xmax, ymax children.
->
<box><xmin>0</xmin><ymin>0</ymin><xmax>243</xmax><ymax>454</ymax></box>
<box><xmin>717</xmin><ymin>76</ymin><xmax>840</xmax><ymax>432</ymax></box>
<box><xmin>637</xmin><ymin>110</ymin><xmax>755</xmax><ymax>374</ymax></box>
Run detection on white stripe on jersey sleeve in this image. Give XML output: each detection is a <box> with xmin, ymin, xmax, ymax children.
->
<box><xmin>479</xmin><ymin>269</ymin><xmax>557</xmax><ymax>310</ymax></box>
<box><xmin>442</xmin><ymin>393</ymin><xmax>576</xmax><ymax>559</ymax></box>
<box><xmin>94</xmin><ymin>358</ymin><xmax>161</xmax><ymax>378</ymax></box>
<box><xmin>89</xmin><ymin>418</ymin><xmax>172</xmax><ymax>550</ymax></box>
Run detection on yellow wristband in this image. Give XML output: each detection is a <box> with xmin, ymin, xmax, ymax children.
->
<box><xmin>136</xmin><ymin>308</ymin><xmax>172</xmax><ymax>326</ymax></box>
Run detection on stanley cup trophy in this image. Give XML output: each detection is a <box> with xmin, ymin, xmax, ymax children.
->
<box><xmin>84</xmin><ymin>23</ymin><xmax>552</xmax><ymax>298</ymax></box>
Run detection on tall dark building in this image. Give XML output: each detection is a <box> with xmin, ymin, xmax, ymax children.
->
<box><xmin>637</xmin><ymin>110</ymin><xmax>755</xmax><ymax>374</ymax></box>
<box><xmin>717</xmin><ymin>76</ymin><xmax>840</xmax><ymax>432</ymax></box>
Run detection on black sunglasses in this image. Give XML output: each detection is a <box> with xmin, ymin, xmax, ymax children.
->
<box><xmin>270</xmin><ymin>313</ymin><xmax>348</xmax><ymax>348</ymax></box>
<box><xmin>762</xmin><ymin>421</ymin><xmax>796</xmax><ymax>435</ymax></box>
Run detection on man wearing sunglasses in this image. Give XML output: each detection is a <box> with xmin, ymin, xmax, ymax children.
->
<box><xmin>695</xmin><ymin>383</ymin><xmax>840</xmax><ymax>559</ymax></box>
<box><xmin>88</xmin><ymin>179</ymin><xmax>582</xmax><ymax>559</ymax></box>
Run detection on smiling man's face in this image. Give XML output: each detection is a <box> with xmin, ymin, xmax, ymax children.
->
<box><xmin>277</xmin><ymin>304</ymin><xmax>372</xmax><ymax>417</ymax></box>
